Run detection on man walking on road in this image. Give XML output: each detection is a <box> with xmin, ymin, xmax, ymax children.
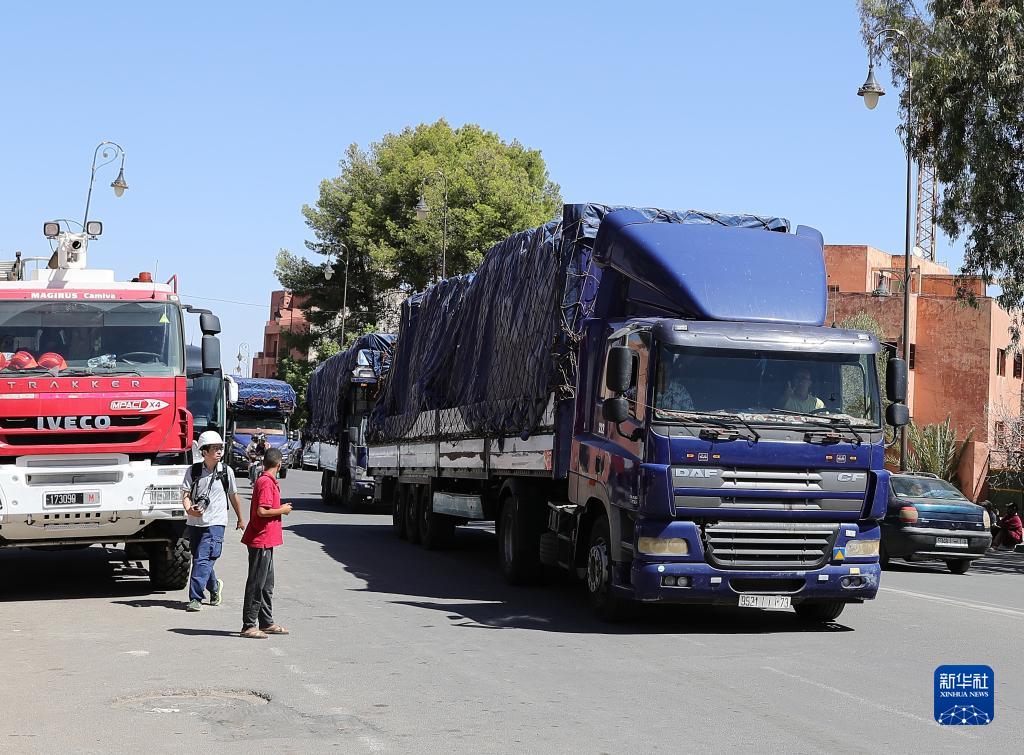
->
<box><xmin>240</xmin><ymin>447</ymin><xmax>293</xmax><ymax>639</ymax></box>
<box><xmin>181</xmin><ymin>430</ymin><xmax>246</xmax><ymax>612</ymax></box>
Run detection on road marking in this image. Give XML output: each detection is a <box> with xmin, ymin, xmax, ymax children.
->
<box><xmin>762</xmin><ymin>666</ymin><xmax>975</xmax><ymax>739</ymax></box>
<box><xmin>270</xmin><ymin>647</ymin><xmax>285</xmax><ymax>656</ymax></box>
<box><xmin>358</xmin><ymin>735</ymin><xmax>386</xmax><ymax>752</ymax></box>
<box><xmin>123</xmin><ymin>650</ymin><xmax>149</xmax><ymax>656</ymax></box>
<box><xmin>304</xmin><ymin>683</ymin><xmax>327</xmax><ymax>697</ymax></box>
<box><xmin>288</xmin><ymin>664</ymin><xmax>303</xmax><ymax>675</ymax></box>
<box><xmin>880</xmin><ymin>586</ymin><xmax>1024</xmax><ymax>619</ymax></box>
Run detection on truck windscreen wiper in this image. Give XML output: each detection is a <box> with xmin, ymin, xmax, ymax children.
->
<box><xmin>769</xmin><ymin>408</ymin><xmax>864</xmax><ymax>446</ymax></box>
<box><xmin>670</xmin><ymin>410</ymin><xmax>760</xmax><ymax>443</ymax></box>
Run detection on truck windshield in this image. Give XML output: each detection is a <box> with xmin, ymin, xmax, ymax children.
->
<box><xmin>0</xmin><ymin>300</ymin><xmax>184</xmax><ymax>376</ymax></box>
<box><xmin>654</xmin><ymin>345</ymin><xmax>880</xmax><ymax>427</ymax></box>
<box><xmin>236</xmin><ymin>418</ymin><xmax>287</xmax><ymax>435</ymax></box>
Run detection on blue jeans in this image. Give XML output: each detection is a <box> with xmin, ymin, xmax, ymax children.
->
<box><xmin>187</xmin><ymin>525</ymin><xmax>225</xmax><ymax>602</ymax></box>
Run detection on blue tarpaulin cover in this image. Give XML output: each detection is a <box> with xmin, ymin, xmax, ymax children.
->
<box><xmin>232</xmin><ymin>377</ymin><xmax>297</xmax><ymax>414</ymax></box>
<box><xmin>369</xmin><ymin>203</ymin><xmax>793</xmax><ymax>443</ymax></box>
<box><xmin>306</xmin><ymin>333</ymin><xmax>396</xmax><ymax>443</ymax></box>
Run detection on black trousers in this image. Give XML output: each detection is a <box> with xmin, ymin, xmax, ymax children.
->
<box><xmin>242</xmin><ymin>546</ymin><xmax>275</xmax><ymax>630</ymax></box>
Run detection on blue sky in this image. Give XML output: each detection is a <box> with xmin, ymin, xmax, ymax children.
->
<box><xmin>0</xmin><ymin>1</ymin><xmax>952</xmax><ymax>369</ymax></box>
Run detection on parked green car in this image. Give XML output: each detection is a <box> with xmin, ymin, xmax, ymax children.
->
<box><xmin>880</xmin><ymin>473</ymin><xmax>992</xmax><ymax>574</ymax></box>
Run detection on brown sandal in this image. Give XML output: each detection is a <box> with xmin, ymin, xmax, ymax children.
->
<box><xmin>240</xmin><ymin>627</ymin><xmax>268</xmax><ymax>639</ymax></box>
<box><xmin>261</xmin><ymin>624</ymin><xmax>289</xmax><ymax>635</ymax></box>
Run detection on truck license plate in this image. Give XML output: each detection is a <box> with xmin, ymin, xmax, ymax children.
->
<box><xmin>936</xmin><ymin>536</ymin><xmax>968</xmax><ymax>548</ymax></box>
<box><xmin>45</xmin><ymin>491</ymin><xmax>100</xmax><ymax>506</ymax></box>
<box><xmin>738</xmin><ymin>594</ymin><xmax>791</xmax><ymax>610</ymax></box>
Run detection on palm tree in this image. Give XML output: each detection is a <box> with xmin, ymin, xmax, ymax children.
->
<box><xmin>904</xmin><ymin>417</ymin><xmax>974</xmax><ymax>485</ymax></box>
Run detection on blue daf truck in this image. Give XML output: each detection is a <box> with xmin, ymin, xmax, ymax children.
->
<box><xmin>367</xmin><ymin>204</ymin><xmax>909</xmax><ymax>621</ymax></box>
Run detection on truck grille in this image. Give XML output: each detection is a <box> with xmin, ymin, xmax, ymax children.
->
<box><xmin>704</xmin><ymin>522</ymin><xmax>839</xmax><ymax>570</ymax></box>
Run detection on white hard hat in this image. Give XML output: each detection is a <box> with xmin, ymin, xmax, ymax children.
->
<box><xmin>197</xmin><ymin>430</ymin><xmax>224</xmax><ymax>449</ymax></box>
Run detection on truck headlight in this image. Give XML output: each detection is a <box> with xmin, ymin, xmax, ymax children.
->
<box><xmin>845</xmin><ymin>539</ymin><xmax>880</xmax><ymax>558</ymax></box>
<box><xmin>983</xmin><ymin>510</ymin><xmax>991</xmax><ymax>529</ymax></box>
<box><xmin>637</xmin><ymin>537</ymin><xmax>689</xmax><ymax>556</ymax></box>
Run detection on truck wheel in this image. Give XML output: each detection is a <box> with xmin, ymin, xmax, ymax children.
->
<box><xmin>419</xmin><ymin>485</ymin><xmax>454</xmax><ymax>550</ymax></box>
<box><xmin>498</xmin><ymin>493</ymin><xmax>542</xmax><ymax>584</ymax></box>
<box><xmin>585</xmin><ymin>515</ymin><xmax>628</xmax><ymax>621</ymax></box>
<box><xmin>793</xmin><ymin>600</ymin><xmax>846</xmax><ymax>623</ymax></box>
<box><xmin>392</xmin><ymin>484</ymin><xmax>407</xmax><ymax>540</ymax></box>
<box><xmin>405</xmin><ymin>485</ymin><xmax>421</xmax><ymax>544</ymax></box>
<box><xmin>147</xmin><ymin>536</ymin><xmax>190</xmax><ymax>591</ymax></box>
<box><xmin>946</xmin><ymin>559</ymin><xmax>971</xmax><ymax>575</ymax></box>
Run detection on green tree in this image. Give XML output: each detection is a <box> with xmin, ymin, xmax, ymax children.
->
<box><xmin>277</xmin><ymin>337</ymin><xmax>341</xmax><ymax>429</ymax></box>
<box><xmin>905</xmin><ymin>417</ymin><xmax>974</xmax><ymax>485</ymax></box>
<box><xmin>839</xmin><ymin>312</ymin><xmax>889</xmax><ymax>404</ymax></box>
<box><xmin>276</xmin><ymin>120</ymin><xmax>562</xmax><ymax>347</ymax></box>
<box><xmin>858</xmin><ymin>1</ymin><xmax>1024</xmax><ymax>330</ymax></box>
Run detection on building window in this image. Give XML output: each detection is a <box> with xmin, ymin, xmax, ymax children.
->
<box><xmin>827</xmin><ymin>285</ymin><xmax>839</xmax><ymax>294</ymax></box>
<box><xmin>997</xmin><ymin>348</ymin><xmax>1007</xmax><ymax>376</ymax></box>
<box><xmin>995</xmin><ymin>421</ymin><xmax>1007</xmax><ymax>448</ymax></box>
<box><xmin>1015</xmin><ymin>353</ymin><xmax>1022</xmax><ymax>379</ymax></box>
<box><xmin>909</xmin><ymin>344</ymin><xmax>916</xmax><ymax>371</ymax></box>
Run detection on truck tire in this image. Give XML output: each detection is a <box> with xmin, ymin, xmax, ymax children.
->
<box><xmin>498</xmin><ymin>493</ymin><xmax>542</xmax><ymax>584</ymax></box>
<box><xmin>392</xmin><ymin>483</ymin><xmax>407</xmax><ymax>539</ymax></box>
<box><xmin>321</xmin><ymin>471</ymin><xmax>339</xmax><ymax>506</ymax></box>
<box><xmin>793</xmin><ymin>600</ymin><xmax>846</xmax><ymax>623</ymax></box>
<box><xmin>419</xmin><ymin>485</ymin><xmax>454</xmax><ymax>550</ymax></box>
<box><xmin>585</xmin><ymin>514</ymin><xmax>628</xmax><ymax>621</ymax></box>
<box><xmin>148</xmin><ymin>536</ymin><xmax>190</xmax><ymax>591</ymax></box>
<box><xmin>405</xmin><ymin>484</ymin><xmax>422</xmax><ymax>544</ymax></box>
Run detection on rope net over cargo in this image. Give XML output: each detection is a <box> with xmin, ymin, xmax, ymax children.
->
<box><xmin>369</xmin><ymin>203</ymin><xmax>789</xmax><ymax>444</ymax></box>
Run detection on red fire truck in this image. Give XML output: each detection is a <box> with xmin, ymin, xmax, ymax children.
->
<box><xmin>0</xmin><ymin>223</ymin><xmax>223</xmax><ymax>589</ymax></box>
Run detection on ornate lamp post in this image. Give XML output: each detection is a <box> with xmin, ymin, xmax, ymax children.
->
<box><xmin>414</xmin><ymin>169</ymin><xmax>449</xmax><ymax>281</ymax></box>
<box><xmin>858</xmin><ymin>28</ymin><xmax>914</xmax><ymax>472</ymax></box>
<box><xmin>324</xmin><ymin>242</ymin><xmax>350</xmax><ymax>344</ymax></box>
<box><xmin>83</xmin><ymin>141</ymin><xmax>128</xmax><ymax>229</ymax></box>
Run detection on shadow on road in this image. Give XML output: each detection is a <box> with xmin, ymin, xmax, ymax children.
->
<box><xmin>288</xmin><ymin>513</ymin><xmax>854</xmax><ymax>636</ymax></box>
<box><xmin>0</xmin><ymin>546</ymin><xmax>167</xmax><ymax>602</ymax></box>
<box><xmin>113</xmin><ymin>598</ymin><xmax>187</xmax><ymax>610</ymax></box>
<box><xmin>168</xmin><ymin>628</ymin><xmax>240</xmax><ymax>637</ymax></box>
<box><xmin>884</xmin><ymin>550</ymin><xmax>1024</xmax><ymax>577</ymax></box>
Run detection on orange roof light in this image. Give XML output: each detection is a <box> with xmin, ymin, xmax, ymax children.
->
<box><xmin>138</xmin><ymin>272</ymin><xmax>153</xmax><ymax>282</ymax></box>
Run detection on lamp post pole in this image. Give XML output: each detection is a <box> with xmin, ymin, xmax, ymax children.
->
<box><xmin>339</xmin><ymin>242</ymin><xmax>350</xmax><ymax>345</ymax></box>
<box><xmin>83</xmin><ymin>141</ymin><xmax>128</xmax><ymax>229</ymax></box>
<box><xmin>859</xmin><ymin>27</ymin><xmax>914</xmax><ymax>472</ymax></box>
<box><xmin>414</xmin><ymin>170</ymin><xmax>449</xmax><ymax>282</ymax></box>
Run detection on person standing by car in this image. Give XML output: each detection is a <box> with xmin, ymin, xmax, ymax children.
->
<box><xmin>239</xmin><ymin>447</ymin><xmax>293</xmax><ymax>639</ymax></box>
<box><xmin>993</xmin><ymin>502</ymin><xmax>1023</xmax><ymax>550</ymax></box>
<box><xmin>181</xmin><ymin>431</ymin><xmax>246</xmax><ymax>612</ymax></box>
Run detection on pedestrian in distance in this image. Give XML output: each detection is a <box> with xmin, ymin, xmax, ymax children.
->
<box><xmin>240</xmin><ymin>447</ymin><xmax>293</xmax><ymax>639</ymax></box>
<box><xmin>181</xmin><ymin>430</ymin><xmax>246</xmax><ymax>612</ymax></box>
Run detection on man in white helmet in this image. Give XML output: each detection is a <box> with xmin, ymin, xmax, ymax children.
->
<box><xmin>181</xmin><ymin>430</ymin><xmax>246</xmax><ymax>612</ymax></box>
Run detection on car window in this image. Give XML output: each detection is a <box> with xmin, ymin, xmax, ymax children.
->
<box><xmin>891</xmin><ymin>477</ymin><xmax>967</xmax><ymax>500</ymax></box>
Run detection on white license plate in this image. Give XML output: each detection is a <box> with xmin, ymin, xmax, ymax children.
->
<box><xmin>45</xmin><ymin>491</ymin><xmax>100</xmax><ymax>506</ymax></box>
<box><xmin>738</xmin><ymin>594</ymin><xmax>792</xmax><ymax>610</ymax></box>
<box><xmin>936</xmin><ymin>536</ymin><xmax>968</xmax><ymax>548</ymax></box>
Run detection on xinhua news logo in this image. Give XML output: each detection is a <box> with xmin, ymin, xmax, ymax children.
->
<box><xmin>934</xmin><ymin>665</ymin><xmax>994</xmax><ymax>725</ymax></box>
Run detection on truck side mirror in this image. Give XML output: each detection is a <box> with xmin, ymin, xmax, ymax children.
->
<box><xmin>602</xmin><ymin>397</ymin><xmax>629</xmax><ymax>424</ymax></box>
<box><xmin>201</xmin><ymin>335</ymin><xmax>221</xmax><ymax>374</ymax></box>
<box><xmin>606</xmin><ymin>346</ymin><xmax>633</xmax><ymax>394</ymax></box>
<box><xmin>886</xmin><ymin>357</ymin><xmax>908</xmax><ymax>403</ymax></box>
<box><xmin>225</xmin><ymin>377</ymin><xmax>239</xmax><ymax>404</ymax></box>
<box><xmin>199</xmin><ymin>312</ymin><xmax>222</xmax><ymax>336</ymax></box>
<box><xmin>886</xmin><ymin>402</ymin><xmax>910</xmax><ymax>427</ymax></box>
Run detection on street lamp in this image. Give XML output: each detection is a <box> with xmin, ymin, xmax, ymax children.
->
<box><xmin>83</xmin><ymin>141</ymin><xmax>128</xmax><ymax>228</ymax></box>
<box><xmin>414</xmin><ymin>169</ymin><xmax>449</xmax><ymax>281</ymax></box>
<box><xmin>328</xmin><ymin>242</ymin><xmax>351</xmax><ymax>345</ymax></box>
<box><xmin>858</xmin><ymin>27</ymin><xmax>914</xmax><ymax>471</ymax></box>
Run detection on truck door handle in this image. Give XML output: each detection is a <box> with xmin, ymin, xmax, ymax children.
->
<box><xmin>595</xmin><ymin>456</ymin><xmax>604</xmax><ymax>475</ymax></box>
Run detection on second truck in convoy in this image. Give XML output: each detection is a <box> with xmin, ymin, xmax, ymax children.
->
<box><xmin>366</xmin><ymin>203</ymin><xmax>909</xmax><ymax>621</ymax></box>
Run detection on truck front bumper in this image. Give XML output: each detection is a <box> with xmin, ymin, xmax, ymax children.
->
<box><xmin>0</xmin><ymin>454</ymin><xmax>188</xmax><ymax>546</ymax></box>
<box><xmin>627</xmin><ymin>560</ymin><xmax>881</xmax><ymax>605</ymax></box>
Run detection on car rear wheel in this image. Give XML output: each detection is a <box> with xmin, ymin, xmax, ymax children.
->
<box><xmin>946</xmin><ymin>559</ymin><xmax>971</xmax><ymax>575</ymax></box>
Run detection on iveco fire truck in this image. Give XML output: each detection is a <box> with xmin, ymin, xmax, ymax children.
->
<box><xmin>0</xmin><ymin>223</ymin><xmax>223</xmax><ymax>589</ymax></box>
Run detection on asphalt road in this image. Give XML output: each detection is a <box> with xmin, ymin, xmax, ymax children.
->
<box><xmin>1</xmin><ymin>469</ymin><xmax>1021</xmax><ymax>753</ymax></box>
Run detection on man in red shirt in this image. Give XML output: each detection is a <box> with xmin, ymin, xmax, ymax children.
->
<box><xmin>240</xmin><ymin>447</ymin><xmax>293</xmax><ymax>639</ymax></box>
